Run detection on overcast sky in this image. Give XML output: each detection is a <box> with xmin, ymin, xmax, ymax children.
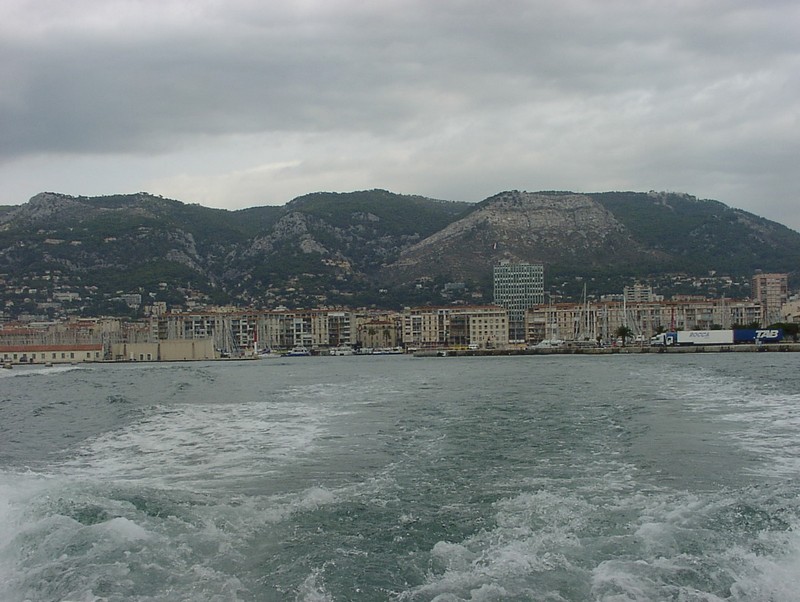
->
<box><xmin>2</xmin><ymin>0</ymin><xmax>799</xmax><ymax>230</ymax></box>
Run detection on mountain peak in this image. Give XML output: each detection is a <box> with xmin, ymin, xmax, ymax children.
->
<box><xmin>384</xmin><ymin>191</ymin><xmax>646</xmax><ymax>282</ymax></box>
<box><xmin>0</xmin><ymin>192</ymin><xmax>87</xmax><ymax>225</ymax></box>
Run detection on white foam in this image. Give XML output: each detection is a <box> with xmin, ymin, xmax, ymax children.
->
<box><xmin>402</xmin><ymin>461</ymin><xmax>800</xmax><ymax>602</ymax></box>
<box><xmin>100</xmin><ymin>516</ymin><xmax>151</xmax><ymax>541</ymax></box>
<box><xmin>298</xmin><ymin>486</ymin><xmax>338</xmax><ymax>511</ymax></box>
<box><xmin>431</xmin><ymin>541</ymin><xmax>477</xmax><ymax>573</ymax></box>
<box><xmin>6</xmin><ymin>357</ymin><xmax>800</xmax><ymax>600</ymax></box>
<box><xmin>296</xmin><ymin>570</ymin><xmax>334</xmax><ymax>602</ymax></box>
<box><xmin>590</xmin><ymin>559</ymin><xmax>664</xmax><ymax>602</ymax></box>
<box><xmin>725</xmin><ymin>528</ymin><xmax>800</xmax><ymax>602</ymax></box>
<box><xmin>465</xmin><ymin>583</ymin><xmax>511</xmax><ymax>601</ymax></box>
<box><xmin>402</xmin><ymin>488</ymin><xmax>592</xmax><ymax>599</ymax></box>
<box><xmin>0</xmin><ymin>469</ymin><xmax>256</xmax><ymax>601</ymax></box>
<box><xmin>63</xmin><ymin>399</ymin><xmax>328</xmax><ymax>491</ymax></box>
<box><xmin>0</xmin><ymin>472</ymin><xmax>53</xmax><ymax>597</ymax></box>
<box><xmin>0</xmin><ymin>364</ymin><xmax>84</xmax><ymax>379</ymax></box>
<box><xmin>642</xmin><ymin>360</ymin><xmax>800</xmax><ymax>478</ymax></box>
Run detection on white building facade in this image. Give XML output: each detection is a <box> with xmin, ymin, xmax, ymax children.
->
<box><xmin>526</xmin><ymin>298</ymin><xmax>764</xmax><ymax>344</ymax></box>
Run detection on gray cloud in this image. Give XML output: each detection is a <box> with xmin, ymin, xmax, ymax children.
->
<box><xmin>1</xmin><ymin>0</ymin><xmax>798</xmax><ymax>230</ymax></box>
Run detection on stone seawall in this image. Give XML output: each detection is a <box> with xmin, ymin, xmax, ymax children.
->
<box><xmin>415</xmin><ymin>343</ymin><xmax>800</xmax><ymax>357</ymax></box>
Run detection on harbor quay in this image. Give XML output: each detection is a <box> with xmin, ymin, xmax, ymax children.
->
<box><xmin>1</xmin><ymin>294</ymin><xmax>798</xmax><ymax>364</ymax></box>
<box><xmin>414</xmin><ymin>343</ymin><xmax>800</xmax><ymax>357</ymax></box>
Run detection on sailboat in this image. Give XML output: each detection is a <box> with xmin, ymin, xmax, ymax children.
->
<box><xmin>253</xmin><ymin>330</ymin><xmax>278</xmax><ymax>358</ymax></box>
<box><xmin>536</xmin><ymin>295</ymin><xmax>564</xmax><ymax>348</ymax></box>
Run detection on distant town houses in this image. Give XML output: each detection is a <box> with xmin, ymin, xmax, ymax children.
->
<box><xmin>0</xmin><ymin>305</ymin><xmax>509</xmax><ymax>363</ymax></box>
<box><xmin>0</xmin><ymin>267</ymin><xmax>795</xmax><ymax>363</ymax></box>
<box><xmin>157</xmin><ymin>305</ymin><xmax>508</xmax><ymax>354</ymax></box>
<box><xmin>526</xmin><ymin>297</ymin><xmax>765</xmax><ymax>344</ymax></box>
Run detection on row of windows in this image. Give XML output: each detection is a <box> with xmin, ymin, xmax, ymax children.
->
<box><xmin>2</xmin><ymin>351</ymin><xmax>101</xmax><ymax>360</ymax></box>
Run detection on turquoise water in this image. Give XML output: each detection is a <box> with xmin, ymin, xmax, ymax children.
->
<box><xmin>1</xmin><ymin>354</ymin><xmax>799</xmax><ymax>601</ymax></box>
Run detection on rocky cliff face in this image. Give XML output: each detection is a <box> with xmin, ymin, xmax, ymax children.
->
<box><xmin>383</xmin><ymin>191</ymin><xmax>655</xmax><ymax>282</ymax></box>
<box><xmin>0</xmin><ymin>192</ymin><xmax>87</xmax><ymax>225</ymax></box>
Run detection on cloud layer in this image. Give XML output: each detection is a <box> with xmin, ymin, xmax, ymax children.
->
<box><xmin>1</xmin><ymin>0</ymin><xmax>798</xmax><ymax>229</ymax></box>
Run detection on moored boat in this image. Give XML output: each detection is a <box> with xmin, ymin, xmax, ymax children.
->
<box><xmin>371</xmin><ymin>347</ymin><xmax>404</xmax><ymax>355</ymax></box>
<box><xmin>329</xmin><ymin>345</ymin><xmax>354</xmax><ymax>356</ymax></box>
<box><xmin>284</xmin><ymin>346</ymin><xmax>311</xmax><ymax>357</ymax></box>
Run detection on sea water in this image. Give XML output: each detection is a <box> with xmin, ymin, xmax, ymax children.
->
<box><xmin>1</xmin><ymin>354</ymin><xmax>799</xmax><ymax>601</ymax></box>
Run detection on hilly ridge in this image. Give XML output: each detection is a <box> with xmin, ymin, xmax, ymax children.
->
<box><xmin>383</xmin><ymin>191</ymin><xmax>662</xmax><ymax>284</ymax></box>
<box><xmin>592</xmin><ymin>191</ymin><xmax>800</xmax><ymax>274</ymax></box>
<box><xmin>1</xmin><ymin>188</ymin><xmax>798</xmax><ymax>314</ymax></box>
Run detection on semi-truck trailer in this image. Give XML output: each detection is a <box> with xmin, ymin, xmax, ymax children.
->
<box><xmin>650</xmin><ymin>329</ymin><xmax>783</xmax><ymax>346</ymax></box>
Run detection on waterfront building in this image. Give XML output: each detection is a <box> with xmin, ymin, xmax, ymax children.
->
<box><xmin>781</xmin><ymin>299</ymin><xmax>800</xmax><ymax>324</ymax></box>
<box><xmin>110</xmin><ymin>339</ymin><xmax>215</xmax><ymax>362</ymax></box>
<box><xmin>526</xmin><ymin>298</ymin><xmax>764</xmax><ymax>344</ymax></box>
<box><xmin>493</xmin><ymin>261</ymin><xmax>544</xmax><ymax>341</ymax></box>
<box><xmin>449</xmin><ymin>306</ymin><xmax>508</xmax><ymax>348</ymax></box>
<box><xmin>327</xmin><ymin>311</ymin><xmax>353</xmax><ymax>347</ymax></box>
<box><xmin>160</xmin><ymin>310</ymin><xmax>263</xmax><ymax>353</ymax></box>
<box><xmin>0</xmin><ymin>343</ymin><xmax>104</xmax><ymax>364</ymax></box>
<box><xmin>155</xmin><ymin>308</ymin><xmax>403</xmax><ymax>354</ymax></box>
<box><xmin>356</xmin><ymin>318</ymin><xmax>399</xmax><ymax>349</ymax></box>
<box><xmin>751</xmin><ymin>272</ymin><xmax>788</xmax><ymax>325</ymax></box>
<box><xmin>402</xmin><ymin>305</ymin><xmax>508</xmax><ymax>349</ymax></box>
<box><xmin>402</xmin><ymin>307</ymin><xmax>449</xmax><ymax>349</ymax></box>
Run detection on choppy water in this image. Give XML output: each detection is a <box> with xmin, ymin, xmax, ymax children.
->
<box><xmin>1</xmin><ymin>354</ymin><xmax>799</xmax><ymax>601</ymax></box>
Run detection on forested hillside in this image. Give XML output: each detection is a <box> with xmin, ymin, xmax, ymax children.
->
<box><xmin>1</xmin><ymin>189</ymin><xmax>797</xmax><ymax>316</ymax></box>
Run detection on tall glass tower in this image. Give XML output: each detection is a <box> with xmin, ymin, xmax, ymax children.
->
<box><xmin>493</xmin><ymin>261</ymin><xmax>545</xmax><ymax>342</ymax></box>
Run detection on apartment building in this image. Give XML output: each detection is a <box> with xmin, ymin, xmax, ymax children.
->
<box><xmin>623</xmin><ymin>283</ymin><xmax>662</xmax><ymax>303</ymax></box>
<box><xmin>751</xmin><ymin>272</ymin><xmax>788</xmax><ymax>325</ymax></box>
<box><xmin>157</xmin><ymin>308</ymin><xmax>403</xmax><ymax>353</ymax></box>
<box><xmin>781</xmin><ymin>298</ymin><xmax>800</xmax><ymax>324</ymax></box>
<box><xmin>357</xmin><ymin>318</ymin><xmax>400</xmax><ymax>349</ymax></box>
<box><xmin>402</xmin><ymin>305</ymin><xmax>509</xmax><ymax>349</ymax></box>
<box><xmin>402</xmin><ymin>307</ymin><xmax>448</xmax><ymax>349</ymax></box>
<box><xmin>526</xmin><ymin>298</ymin><xmax>764</xmax><ymax>344</ymax></box>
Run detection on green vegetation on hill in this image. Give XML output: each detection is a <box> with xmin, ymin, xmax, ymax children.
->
<box><xmin>1</xmin><ymin>189</ymin><xmax>799</xmax><ymax>317</ymax></box>
<box><xmin>592</xmin><ymin>191</ymin><xmax>800</xmax><ymax>275</ymax></box>
<box><xmin>287</xmin><ymin>189</ymin><xmax>471</xmax><ymax>235</ymax></box>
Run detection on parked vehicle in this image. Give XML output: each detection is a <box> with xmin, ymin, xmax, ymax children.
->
<box><xmin>650</xmin><ymin>329</ymin><xmax>783</xmax><ymax>346</ymax></box>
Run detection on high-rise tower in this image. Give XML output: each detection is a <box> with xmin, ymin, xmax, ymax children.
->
<box><xmin>493</xmin><ymin>261</ymin><xmax>544</xmax><ymax>342</ymax></box>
